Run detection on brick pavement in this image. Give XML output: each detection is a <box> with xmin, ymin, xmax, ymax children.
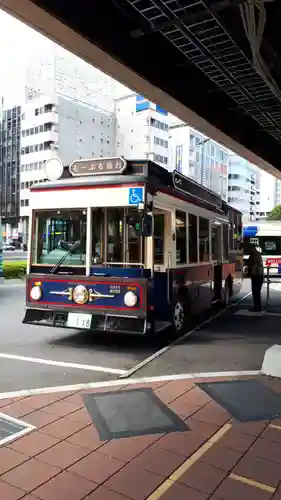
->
<box><xmin>0</xmin><ymin>376</ymin><xmax>281</xmax><ymax>499</ymax></box>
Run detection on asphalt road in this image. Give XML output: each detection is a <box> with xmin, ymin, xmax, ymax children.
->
<box><xmin>134</xmin><ymin>285</ymin><xmax>281</xmax><ymax>378</ymax></box>
<box><xmin>0</xmin><ymin>283</ymin><xmax>175</xmax><ymax>393</ymax></box>
<box><xmin>3</xmin><ymin>250</ymin><xmax>27</xmax><ymax>261</ymax></box>
<box><xmin>0</xmin><ymin>280</ymin><xmax>279</xmax><ymax>394</ymax></box>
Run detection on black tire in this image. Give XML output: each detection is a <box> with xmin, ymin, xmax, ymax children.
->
<box><xmin>222</xmin><ymin>279</ymin><xmax>231</xmax><ymax>306</ymax></box>
<box><xmin>172</xmin><ymin>296</ymin><xmax>190</xmax><ymax>337</ymax></box>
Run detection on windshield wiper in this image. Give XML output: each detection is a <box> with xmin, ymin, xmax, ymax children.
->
<box><xmin>50</xmin><ymin>240</ymin><xmax>81</xmax><ymax>274</ymax></box>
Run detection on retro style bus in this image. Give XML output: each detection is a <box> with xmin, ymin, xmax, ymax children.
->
<box><xmin>23</xmin><ymin>157</ymin><xmax>243</xmax><ymax>337</ymax></box>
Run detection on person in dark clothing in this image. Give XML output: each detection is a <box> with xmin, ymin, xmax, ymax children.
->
<box><xmin>247</xmin><ymin>245</ymin><xmax>264</xmax><ymax>312</ymax></box>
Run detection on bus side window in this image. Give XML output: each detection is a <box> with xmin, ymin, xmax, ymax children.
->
<box><xmin>189</xmin><ymin>214</ymin><xmax>198</xmax><ymax>263</ymax></box>
<box><xmin>211</xmin><ymin>223</ymin><xmax>222</xmax><ymax>261</ymax></box>
<box><xmin>223</xmin><ymin>224</ymin><xmax>229</xmax><ymax>260</ymax></box>
<box><xmin>199</xmin><ymin>217</ymin><xmax>210</xmax><ymax>262</ymax></box>
<box><xmin>176</xmin><ymin>211</ymin><xmax>187</xmax><ymax>264</ymax></box>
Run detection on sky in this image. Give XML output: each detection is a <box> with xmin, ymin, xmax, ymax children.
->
<box><xmin>0</xmin><ymin>10</ymin><xmax>43</xmax><ymax>105</ymax></box>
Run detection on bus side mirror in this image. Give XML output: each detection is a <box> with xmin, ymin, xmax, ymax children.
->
<box><xmin>141</xmin><ymin>214</ymin><xmax>153</xmax><ymax>237</ymax></box>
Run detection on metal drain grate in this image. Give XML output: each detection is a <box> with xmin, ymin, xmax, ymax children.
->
<box><xmin>83</xmin><ymin>388</ymin><xmax>189</xmax><ymax>440</ymax></box>
<box><xmin>197</xmin><ymin>379</ymin><xmax>281</xmax><ymax>422</ymax></box>
<box><xmin>0</xmin><ymin>413</ymin><xmax>36</xmax><ymax>446</ymax></box>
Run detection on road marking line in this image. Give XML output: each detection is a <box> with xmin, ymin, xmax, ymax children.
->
<box><xmin>235</xmin><ymin>309</ymin><xmax>281</xmax><ymax>317</ymax></box>
<box><xmin>147</xmin><ymin>423</ymin><xmax>232</xmax><ymax>499</ymax></box>
<box><xmin>0</xmin><ymin>371</ymin><xmax>260</xmax><ymax>400</ymax></box>
<box><xmin>0</xmin><ymin>352</ymin><xmax>126</xmax><ymax>375</ymax></box>
<box><xmin>123</xmin><ymin>292</ymin><xmax>252</xmax><ymax>379</ymax></box>
<box><xmin>269</xmin><ymin>423</ymin><xmax>281</xmax><ymax>431</ymax></box>
<box><xmin>229</xmin><ymin>474</ymin><xmax>276</xmax><ymax>493</ymax></box>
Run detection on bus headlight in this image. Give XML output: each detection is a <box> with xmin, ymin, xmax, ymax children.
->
<box><xmin>124</xmin><ymin>291</ymin><xmax>138</xmax><ymax>307</ymax></box>
<box><xmin>73</xmin><ymin>285</ymin><xmax>89</xmax><ymax>305</ymax></box>
<box><xmin>30</xmin><ymin>286</ymin><xmax>42</xmax><ymax>301</ymax></box>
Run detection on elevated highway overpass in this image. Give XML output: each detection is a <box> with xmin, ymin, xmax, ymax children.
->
<box><xmin>1</xmin><ymin>0</ymin><xmax>281</xmax><ymax>176</ymax></box>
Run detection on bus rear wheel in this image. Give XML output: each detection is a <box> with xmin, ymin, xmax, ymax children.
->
<box><xmin>222</xmin><ymin>279</ymin><xmax>231</xmax><ymax>306</ymax></box>
<box><xmin>172</xmin><ymin>297</ymin><xmax>189</xmax><ymax>337</ymax></box>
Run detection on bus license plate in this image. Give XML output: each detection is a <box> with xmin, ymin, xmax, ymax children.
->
<box><xmin>67</xmin><ymin>313</ymin><xmax>92</xmax><ymax>329</ymax></box>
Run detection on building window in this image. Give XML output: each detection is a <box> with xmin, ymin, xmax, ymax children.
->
<box><xmin>199</xmin><ymin>217</ymin><xmax>209</xmax><ymax>262</ymax></box>
<box><xmin>189</xmin><ymin>214</ymin><xmax>198</xmax><ymax>263</ymax></box>
<box><xmin>176</xmin><ymin>211</ymin><xmax>187</xmax><ymax>264</ymax></box>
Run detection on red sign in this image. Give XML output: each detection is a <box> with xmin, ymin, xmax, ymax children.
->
<box><xmin>266</xmin><ymin>257</ymin><xmax>281</xmax><ymax>266</ymax></box>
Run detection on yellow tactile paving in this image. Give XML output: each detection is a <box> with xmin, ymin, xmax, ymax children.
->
<box><xmin>147</xmin><ymin>423</ymin><xmax>232</xmax><ymax>500</ymax></box>
<box><xmin>229</xmin><ymin>473</ymin><xmax>276</xmax><ymax>494</ymax></box>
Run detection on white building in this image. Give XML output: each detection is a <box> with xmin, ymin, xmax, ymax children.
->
<box><xmin>25</xmin><ymin>41</ymin><xmax>117</xmax><ymax>114</ymax></box>
<box><xmin>228</xmin><ymin>154</ymin><xmax>261</xmax><ymax>219</ymax></box>
<box><xmin>169</xmin><ymin>118</ymin><xmax>229</xmax><ymax>200</ymax></box>
<box><xmin>20</xmin><ymin>93</ymin><xmax>116</xmax><ymax>242</ymax></box>
<box><xmin>115</xmin><ymin>94</ymin><xmax>169</xmax><ymax>167</ymax></box>
<box><xmin>259</xmin><ymin>170</ymin><xmax>277</xmax><ymax>218</ymax></box>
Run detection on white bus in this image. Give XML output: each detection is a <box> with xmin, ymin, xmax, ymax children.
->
<box><xmin>243</xmin><ymin>221</ymin><xmax>281</xmax><ymax>275</ymax></box>
<box><xmin>0</xmin><ymin>218</ymin><xmax>3</xmax><ymax>283</ymax></box>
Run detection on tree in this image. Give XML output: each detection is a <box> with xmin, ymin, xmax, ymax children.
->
<box><xmin>267</xmin><ymin>204</ymin><xmax>281</xmax><ymax>220</ymax></box>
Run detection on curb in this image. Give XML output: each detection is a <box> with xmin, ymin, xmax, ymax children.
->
<box><xmin>262</xmin><ymin>344</ymin><xmax>281</xmax><ymax>378</ymax></box>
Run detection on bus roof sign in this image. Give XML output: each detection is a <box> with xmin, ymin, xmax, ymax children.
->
<box><xmin>173</xmin><ymin>170</ymin><xmax>222</xmax><ymax>210</ymax></box>
<box><xmin>69</xmin><ymin>157</ymin><xmax>127</xmax><ymax>177</ymax></box>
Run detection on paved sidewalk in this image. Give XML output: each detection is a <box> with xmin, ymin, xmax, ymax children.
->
<box><xmin>0</xmin><ymin>376</ymin><xmax>281</xmax><ymax>499</ymax></box>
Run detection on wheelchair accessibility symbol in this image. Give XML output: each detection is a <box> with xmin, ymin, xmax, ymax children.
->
<box><xmin>128</xmin><ymin>187</ymin><xmax>144</xmax><ymax>205</ymax></box>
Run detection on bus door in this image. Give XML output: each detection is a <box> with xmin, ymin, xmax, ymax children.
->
<box><xmin>211</xmin><ymin>221</ymin><xmax>223</xmax><ymax>299</ymax></box>
<box><xmin>147</xmin><ymin>207</ymin><xmax>173</xmax><ymax>317</ymax></box>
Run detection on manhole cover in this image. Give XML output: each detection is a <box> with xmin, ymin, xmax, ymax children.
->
<box><xmin>197</xmin><ymin>379</ymin><xmax>281</xmax><ymax>422</ymax></box>
<box><xmin>83</xmin><ymin>388</ymin><xmax>189</xmax><ymax>440</ymax></box>
<box><xmin>0</xmin><ymin>412</ymin><xmax>35</xmax><ymax>446</ymax></box>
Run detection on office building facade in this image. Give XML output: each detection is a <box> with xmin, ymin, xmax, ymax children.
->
<box><xmin>115</xmin><ymin>94</ymin><xmax>170</xmax><ymax>167</ymax></box>
<box><xmin>25</xmin><ymin>41</ymin><xmax>117</xmax><ymax>114</ymax></box>
<box><xmin>20</xmin><ymin>93</ymin><xmax>116</xmax><ymax>242</ymax></box>
<box><xmin>228</xmin><ymin>154</ymin><xmax>261</xmax><ymax>219</ymax></box>
<box><xmin>0</xmin><ymin>101</ymin><xmax>21</xmax><ymax>242</ymax></box>
<box><xmin>169</xmin><ymin>118</ymin><xmax>228</xmax><ymax>200</ymax></box>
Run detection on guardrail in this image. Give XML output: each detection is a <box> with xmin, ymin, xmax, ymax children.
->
<box><xmin>265</xmin><ymin>265</ymin><xmax>281</xmax><ymax>308</ymax></box>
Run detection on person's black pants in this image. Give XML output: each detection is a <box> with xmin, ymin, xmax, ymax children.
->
<box><xmin>251</xmin><ymin>276</ymin><xmax>263</xmax><ymax>310</ymax></box>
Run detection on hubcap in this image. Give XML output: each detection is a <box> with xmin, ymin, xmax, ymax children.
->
<box><xmin>174</xmin><ymin>302</ymin><xmax>184</xmax><ymax>331</ymax></box>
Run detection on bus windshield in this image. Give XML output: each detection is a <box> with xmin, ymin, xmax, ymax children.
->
<box><xmin>33</xmin><ymin>210</ymin><xmax>87</xmax><ymax>266</ymax></box>
<box><xmin>32</xmin><ymin>207</ymin><xmax>143</xmax><ymax>267</ymax></box>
